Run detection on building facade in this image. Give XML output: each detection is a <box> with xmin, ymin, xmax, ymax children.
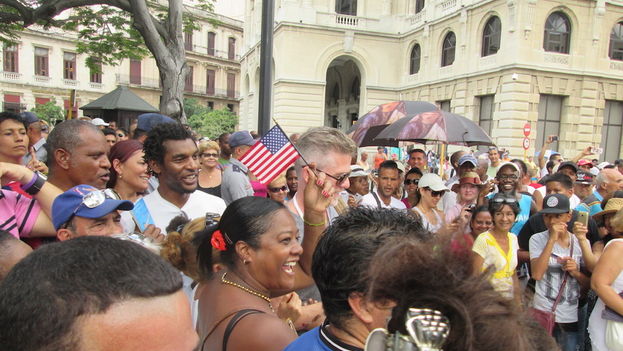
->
<box><xmin>240</xmin><ymin>0</ymin><xmax>623</xmax><ymax>161</ymax></box>
<box><xmin>0</xmin><ymin>5</ymin><xmax>243</xmax><ymax>125</ymax></box>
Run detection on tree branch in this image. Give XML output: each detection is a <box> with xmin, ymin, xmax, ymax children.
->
<box><xmin>128</xmin><ymin>0</ymin><xmax>169</xmax><ymax>64</ymax></box>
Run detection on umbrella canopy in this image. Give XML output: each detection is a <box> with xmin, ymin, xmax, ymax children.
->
<box><xmin>347</xmin><ymin>101</ymin><xmax>437</xmax><ymax>146</ymax></box>
<box><xmin>374</xmin><ymin>110</ymin><xmax>494</xmax><ymax>147</ymax></box>
<box><xmin>80</xmin><ymin>85</ymin><xmax>158</xmax><ymax>112</ymax></box>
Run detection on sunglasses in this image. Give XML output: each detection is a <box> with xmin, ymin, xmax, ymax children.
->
<box><xmin>62</xmin><ymin>189</ymin><xmax>118</xmax><ymax>228</ymax></box>
<box><xmin>424</xmin><ymin>188</ymin><xmax>445</xmax><ymax>197</ymax></box>
<box><xmin>491</xmin><ymin>195</ymin><xmax>517</xmax><ymax>204</ymax></box>
<box><xmin>404</xmin><ymin>179</ymin><xmax>419</xmax><ymax>185</ymax></box>
<box><xmin>317</xmin><ymin>168</ymin><xmax>350</xmax><ymax>185</ymax></box>
<box><xmin>268</xmin><ymin>185</ymin><xmax>288</xmax><ymax>193</ymax></box>
<box><xmin>201</xmin><ymin>153</ymin><xmax>219</xmax><ymax>158</ymax></box>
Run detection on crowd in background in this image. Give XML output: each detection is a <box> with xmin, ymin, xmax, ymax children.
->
<box><xmin>1</xmin><ymin>110</ymin><xmax>623</xmax><ymax>351</ymax></box>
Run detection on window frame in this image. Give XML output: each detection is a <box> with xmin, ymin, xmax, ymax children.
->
<box><xmin>410</xmin><ymin>44</ymin><xmax>421</xmax><ymax>75</ymax></box>
<box><xmin>543</xmin><ymin>12</ymin><xmax>571</xmax><ymax>54</ymax></box>
<box><xmin>609</xmin><ymin>22</ymin><xmax>623</xmax><ymax>61</ymax></box>
<box><xmin>34</xmin><ymin>47</ymin><xmax>49</xmax><ymax>77</ymax></box>
<box><xmin>441</xmin><ymin>32</ymin><xmax>456</xmax><ymax>67</ymax></box>
<box><xmin>63</xmin><ymin>52</ymin><xmax>77</xmax><ymax>80</ymax></box>
<box><xmin>335</xmin><ymin>0</ymin><xmax>357</xmax><ymax>16</ymax></box>
<box><xmin>482</xmin><ymin>16</ymin><xmax>502</xmax><ymax>57</ymax></box>
<box><xmin>3</xmin><ymin>44</ymin><xmax>18</xmax><ymax>73</ymax></box>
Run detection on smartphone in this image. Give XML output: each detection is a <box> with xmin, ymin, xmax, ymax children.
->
<box><xmin>576</xmin><ymin>211</ymin><xmax>589</xmax><ymax>227</ymax></box>
<box><xmin>465</xmin><ymin>204</ymin><xmax>476</xmax><ymax>212</ymax></box>
<box><xmin>551</xmin><ymin>136</ymin><xmax>559</xmax><ymax>142</ymax></box>
<box><xmin>594</xmin><ymin>147</ymin><xmax>604</xmax><ymax>154</ymax></box>
<box><xmin>131</xmin><ymin>198</ymin><xmax>155</xmax><ymax>233</ymax></box>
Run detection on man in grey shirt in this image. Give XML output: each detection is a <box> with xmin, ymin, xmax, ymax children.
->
<box><xmin>221</xmin><ymin>130</ymin><xmax>255</xmax><ymax>204</ymax></box>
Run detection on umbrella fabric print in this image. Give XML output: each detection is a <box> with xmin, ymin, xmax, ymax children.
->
<box><xmin>397</xmin><ymin>110</ymin><xmax>447</xmax><ymax>141</ymax></box>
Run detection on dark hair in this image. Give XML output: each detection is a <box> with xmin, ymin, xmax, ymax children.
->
<box><xmin>218</xmin><ymin>132</ymin><xmax>230</xmax><ymax>143</ymax></box>
<box><xmin>0</xmin><ymin>236</ymin><xmax>182</xmax><ymax>351</ymax></box>
<box><xmin>378</xmin><ymin>160</ymin><xmax>399</xmax><ymax>173</ymax></box>
<box><xmin>161</xmin><ymin>215</ymin><xmax>215</xmax><ymax>281</ymax></box>
<box><xmin>469</xmin><ymin>205</ymin><xmax>490</xmax><ymax>229</ymax></box>
<box><xmin>143</xmin><ymin>122</ymin><xmax>193</xmax><ymax>165</ymax></box>
<box><xmin>0</xmin><ymin>112</ymin><xmax>26</xmax><ymax>129</ymax></box>
<box><xmin>546</xmin><ymin>160</ymin><xmax>555</xmax><ymax>171</ymax></box>
<box><xmin>409</xmin><ymin>148</ymin><xmax>426</xmax><ymax>156</ymax></box>
<box><xmin>286</xmin><ymin>166</ymin><xmax>296</xmax><ymax>176</ymax></box>
<box><xmin>45</xmin><ymin>120</ymin><xmax>100</xmax><ymax>168</ymax></box>
<box><xmin>405</xmin><ymin>166</ymin><xmax>423</xmax><ymax>179</ymax></box>
<box><xmin>196</xmin><ymin>197</ymin><xmax>286</xmax><ymax>280</ymax></box>
<box><xmin>450</xmin><ymin>150</ymin><xmax>465</xmax><ymax>167</ymax></box>
<box><xmin>116</xmin><ymin>127</ymin><xmax>129</xmax><ymax>136</ymax></box>
<box><xmin>0</xmin><ymin>230</ymin><xmax>21</xmax><ymax>280</ymax></box>
<box><xmin>544</xmin><ymin>172</ymin><xmax>573</xmax><ymax>190</ymax></box>
<box><xmin>312</xmin><ymin>207</ymin><xmax>430</xmax><ymax>330</ymax></box>
<box><xmin>488</xmin><ymin>194</ymin><xmax>520</xmax><ymax>221</ymax></box>
<box><xmin>367</xmin><ymin>237</ymin><xmax>555</xmax><ymax>351</ymax></box>
<box><xmin>102</xmin><ymin>127</ymin><xmax>116</xmax><ymax>137</ymax></box>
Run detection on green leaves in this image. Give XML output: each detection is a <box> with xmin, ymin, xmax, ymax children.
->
<box><xmin>30</xmin><ymin>99</ymin><xmax>64</xmax><ymax>125</ymax></box>
<box><xmin>185</xmin><ymin>98</ymin><xmax>238</xmax><ymax>139</ymax></box>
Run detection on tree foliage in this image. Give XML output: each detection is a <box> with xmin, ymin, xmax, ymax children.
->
<box><xmin>0</xmin><ymin>0</ymin><xmax>216</xmax><ymax>120</ymax></box>
<box><xmin>186</xmin><ymin>98</ymin><xmax>237</xmax><ymax>139</ymax></box>
<box><xmin>30</xmin><ymin>99</ymin><xmax>64</xmax><ymax>125</ymax></box>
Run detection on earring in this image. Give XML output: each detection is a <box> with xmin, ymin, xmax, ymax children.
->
<box><xmin>243</xmin><ymin>259</ymin><xmax>249</xmax><ymax>264</ymax></box>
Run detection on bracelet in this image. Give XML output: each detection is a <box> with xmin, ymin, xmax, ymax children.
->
<box><xmin>20</xmin><ymin>172</ymin><xmax>38</xmax><ymax>192</ymax></box>
<box><xmin>303</xmin><ymin>218</ymin><xmax>326</xmax><ymax>227</ymax></box>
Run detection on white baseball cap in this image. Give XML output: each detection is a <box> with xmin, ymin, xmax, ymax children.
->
<box><xmin>91</xmin><ymin>118</ymin><xmax>109</xmax><ymax>127</ymax></box>
<box><xmin>417</xmin><ymin>173</ymin><xmax>449</xmax><ymax>192</ymax></box>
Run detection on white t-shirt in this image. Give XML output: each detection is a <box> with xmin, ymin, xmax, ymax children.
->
<box><xmin>529</xmin><ymin>231</ymin><xmax>584</xmax><ymax>323</ymax></box>
<box><xmin>143</xmin><ymin>189</ymin><xmax>226</xmax><ymax>233</ymax></box>
<box><xmin>360</xmin><ymin>190</ymin><xmax>406</xmax><ymax>210</ymax></box>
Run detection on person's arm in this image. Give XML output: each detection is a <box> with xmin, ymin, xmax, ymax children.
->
<box><xmin>573</xmin><ymin>222</ymin><xmax>597</xmax><ymax>272</ymax></box>
<box><xmin>530</xmin><ymin>227</ymin><xmax>561</xmax><ymax>280</ymax></box>
<box><xmin>533</xmin><ymin>189</ymin><xmax>544</xmax><ymax>211</ymax></box>
<box><xmin>230</xmin><ymin>313</ymin><xmax>297</xmax><ymax>351</ymax></box>
<box><xmin>592</xmin><ymin>241</ymin><xmax>623</xmax><ymax>316</ymax></box>
<box><xmin>570</xmin><ymin>146</ymin><xmax>594</xmax><ymax>164</ymax></box>
<box><xmin>564</xmin><ymin>257</ymin><xmax>590</xmax><ymax>290</ymax></box>
<box><xmin>538</xmin><ymin>136</ymin><xmax>554</xmax><ymax>170</ymax></box>
<box><xmin>471</xmin><ymin>253</ymin><xmax>485</xmax><ymax>276</ymax></box>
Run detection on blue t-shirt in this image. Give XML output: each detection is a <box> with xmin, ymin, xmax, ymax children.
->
<box><xmin>284</xmin><ymin>325</ymin><xmax>362</xmax><ymax>351</ymax></box>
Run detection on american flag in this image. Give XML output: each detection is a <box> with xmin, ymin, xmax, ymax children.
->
<box><xmin>239</xmin><ymin>125</ymin><xmax>300</xmax><ymax>184</ymax></box>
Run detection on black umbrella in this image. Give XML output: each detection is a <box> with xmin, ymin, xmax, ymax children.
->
<box><xmin>374</xmin><ymin>110</ymin><xmax>494</xmax><ymax>147</ymax></box>
<box><xmin>347</xmin><ymin>101</ymin><xmax>437</xmax><ymax>146</ymax></box>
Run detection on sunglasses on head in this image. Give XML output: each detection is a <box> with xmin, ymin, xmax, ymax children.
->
<box><xmin>316</xmin><ymin>168</ymin><xmax>350</xmax><ymax>185</ymax></box>
<box><xmin>62</xmin><ymin>189</ymin><xmax>118</xmax><ymax>229</ymax></box>
<box><xmin>268</xmin><ymin>185</ymin><xmax>288</xmax><ymax>193</ymax></box>
<box><xmin>201</xmin><ymin>153</ymin><xmax>219</xmax><ymax>158</ymax></box>
<box><xmin>404</xmin><ymin>179</ymin><xmax>419</xmax><ymax>185</ymax></box>
<box><xmin>491</xmin><ymin>195</ymin><xmax>517</xmax><ymax>204</ymax></box>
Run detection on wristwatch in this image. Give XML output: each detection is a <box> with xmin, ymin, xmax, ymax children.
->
<box><xmin>21</xmin><ymin>171</ymin><xmax>47</xmax><ymax>195</ymax></box>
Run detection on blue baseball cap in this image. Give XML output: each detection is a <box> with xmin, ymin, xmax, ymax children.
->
<box><xmin>229</xmin><ymin>131</ymin><xmax>255</xmax><ymax>148</ymax></box>
<box><xmin>52</xmin><ymin>185</ymin><xmax>134</xmax><ymax>230</ymax></box>
<box><xmin>458</xmin><ymin>154</ymin><xmax>478</xmax><ymax>167</ymax></box>
<box><xmin>137</xmin><ymin>113</ymin><xmax>175</xmax><ymax>132</ymax></box>
<box><xmin>20</xmin><ymin>111</ymin><xmax>40</xmax><ymax>126</ymax></box>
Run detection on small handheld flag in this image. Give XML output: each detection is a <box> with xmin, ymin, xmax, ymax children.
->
<box><xmin>239</xmin><ymin>125</ymin><xmax>300</xmax><ymax>184</ymax></box>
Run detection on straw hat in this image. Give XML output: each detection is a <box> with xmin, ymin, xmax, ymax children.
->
<box><xmin>451</xmin><ymin>172</ymin><xmax>483</xmax><ymax>192</ymax></box>
<box><xmin>592</xmin><ymin>198</ymin><xmax>623</xmax><ymax>221</ymax></box>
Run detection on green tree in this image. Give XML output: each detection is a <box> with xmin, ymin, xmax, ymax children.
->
<box><xmin>188</xmin><ymin>108</ymin><xmax>238</xmax><ymax>140</ymax></box>
<box><xmin>30</xmin><ymin>99</ymin><xmax>64</xmax><ymax>125</ymax></box>
<box><xmin>0</xmin><ymin>0</ymin><xmax>214</xmax><ymax>121</ymax></box>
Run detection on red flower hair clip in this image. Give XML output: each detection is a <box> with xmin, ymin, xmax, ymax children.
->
<box><xmin>211</xmin><ymin>230</ymin><xmax>227</xmax><ymax>251</ymax></box>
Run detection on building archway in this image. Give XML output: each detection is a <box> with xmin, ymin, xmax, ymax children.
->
<box><xmin>324</xmin><ymin>56</ymin><xmax>361</xmax><ymax>132</ymax></box>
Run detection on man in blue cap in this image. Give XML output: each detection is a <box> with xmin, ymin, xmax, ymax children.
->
<box><xmin>132</xmin><ymin>113</ymin><xmax>175</xmax><ymax>143</ymax></box>
<box><xmin>52</xmin><ymin>185</ymin><xmax>134</xmax><ymax>241</ymax></box>
<box><xmin>221</xmin><ymin>130</ymin><xmax>256</xmax><ymax>204</ymax></box>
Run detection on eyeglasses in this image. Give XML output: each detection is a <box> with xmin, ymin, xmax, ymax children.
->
<box><xmin>424</xmin><ymin>188</ymin><xmax>445</xmax><ymax>197</ymax></box>
<box><xmin>491</xmin><ymin>195</ymin><xmax>517</xmax><ymax>204</ymax></box>
<box><xmin>268</xmin><ymin>185</ymin><xmax>288</xmax><ymax>193</ymax></box>
<box><xmin>404</xmin><ymin>179</ymin><xmax>419</xmax><ymax>186</ymax></box>
<box><xmin>201</xmin><ymin>153</ymin><xmax>219</xmax><ymax>158</ymax></box>
<box><xmin>317</xmin><ymin>168</ymin><xmax>350</xmax><ymax>185</ymax></box>
<box><xmin>497</xmin><ymin>174</ymin><xmax>518</xmax><ymax>181</ymax></box>
<box><xmin>61</xmin><ymin>189</ymin><xmax>118</xmax><ymax>228</ymax></box>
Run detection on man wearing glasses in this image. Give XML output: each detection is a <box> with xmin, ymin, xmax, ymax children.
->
<box><xmin>53</xmin><ymin>185</ymin><xmax>134</xmax><ymax>241</ymax></box>
<box><xmin>360</xmin><ymin>160</ymin><xmax>406</xmax><ymax>210</ymax></box>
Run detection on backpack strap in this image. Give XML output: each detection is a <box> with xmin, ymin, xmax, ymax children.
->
<box><xmin>371</xmin><ymin>191</ymin><xmax>383</xmax><ymax>208</ymax></box>
<box><xmin>222</xmin><ymin>309</ymin><xmax>264</xmax><ymax>351</ymax></box>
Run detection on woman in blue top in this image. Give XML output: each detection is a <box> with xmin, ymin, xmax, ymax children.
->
<box><xmin>483</xmin><ymin>162</ymin><xmax>536</xmax><ymax>235</ymax></box>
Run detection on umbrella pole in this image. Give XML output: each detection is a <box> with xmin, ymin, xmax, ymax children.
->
<box><xmin>439</xmin><ymin>143</ymin><xmax>446</xmax><ymax>178</ymax></box>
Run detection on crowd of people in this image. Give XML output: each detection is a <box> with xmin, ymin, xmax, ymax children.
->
<box><xmin>1</xmin><ymin>109</ymin><xmax>623</xmax><ymax>351</ymax></box>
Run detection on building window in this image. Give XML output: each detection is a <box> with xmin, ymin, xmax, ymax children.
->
<box><xmin>63</xmin><ymin>52</ymin><xmax>76</xmax><ymax>80</ymax></box>
<box><xmin>129</xmin><ymin>59</ymin><xmax>141</xmax><ymax>85</ymax></box>
<box><xmin>227</xmin><ymin>103</ymin><xmax>234</xmax><ymax>112</ymax></box>
<box><xmin>90</xmin><ymin>58</ymin><xmax>102</xmax><ymax>83</ymax></box>
<box><xmin>478</xmin><ymin>95</ymin><xmax>495</xmax><ymax>136</ymax></box>
<box><xmin>437</xmin><ymin>100</ymin><xmax>451</xmax><ymax>112</ymax></box>
<box><xmin>227</xmin><ymin>73</ymin><xmax>236</xmax><ymax>98</ymax></box>
<box><xmin>441</xmin><ymin>32</ymin><xmax>456</xmax><ymax>67</ymax></box>
<box><xmin>409</xmin><ymin>44</ymin><xmax>421</xmax><ymax>75</ymax></box>
<box><xmin>543</xmin><ymin>12</ymin><xmax>571</xmax><ymax>54</ymax></box>
<box><xmin>415</xmin><ymin>0</ymin><xmax>425</xmax><ymax>14</ymax></box>
<box><xmin>207</xmin><ymin>101</ymin><xmax>214</xmax><ymax>110</ymax></box>
<box><xmin>185</xmin><ymin>66</ymin><xmax>194</xmax><ymax>92</ymax></box>
<box><xmin>3</xmin><ymin>94</ymin><xmax>22</xmax><ymax>113</ymax></box>
<box><xmin>536</xmin><ymin>94</ymin><xmax>564</xmax><ymax>151</ymax></box>
<box><xmin>609</xmin><ymin>22</ymin><xmax>623</xmax><ymax>61</ymax></box>
<box><xmin>3</xmin><ymin>44</ymin><xmax>18</xmax><ymax>73</ymax></box>
<box><xmin>35</xmin><ymin>97</ymin><xmax>50</xmax><ymax>105</ymax></box>
<box><xmin>34</xmin><ymin>47</ymin><xmax>49</xmax><ymax>76</ymax></box>
<box><xmin>482</xmin><ymin>16</ymin><xmax>501</xmax><ymax>57</ymax></box>
<box><xmin>184</xmin><ymin>31</ymin><xmax>193</xmax><ymax>51</ymax></box>
<box><xmin>602</xmin><ymin>101</ymin><xmax>623</xmax><ymax>162</ymax></box>
<box><xmin>208</xmin><ymin>32</ymin><xmax>216</xmax><ymax>56</ymax></box>
<box><xmin>335</xmin><ymin>0</ymin><xmax>357</xmax><ymax>16</ymax></box>
<box><xmin>206</xmin><ymin>69</ymin><xmax>215</xmax><ymax>95</ymax></box>
<box><xmin>228</xmin><ymin>38</ymin><xmax>236</xmax><ymax>60</ymax></box>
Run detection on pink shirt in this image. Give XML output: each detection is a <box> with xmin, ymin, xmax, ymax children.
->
<box><xmin>0</xmin><ymin>189</ymin><xmax>41</xmax><ymax>238</ymax></box>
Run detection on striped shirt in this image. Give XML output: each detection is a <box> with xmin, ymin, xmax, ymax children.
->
<box><xmin>0</xmin><ymin>189</ymin><xmax>40</xmax><ymax>238</ymax></box>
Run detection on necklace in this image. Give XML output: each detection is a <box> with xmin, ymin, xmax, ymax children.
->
<box><xmin>221</xmin><ymin>272</ymin><xmax>274</xmax><ymax>312</ymax></box>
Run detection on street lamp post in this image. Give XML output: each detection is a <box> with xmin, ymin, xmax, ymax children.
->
<box><xmin>258</xmin><ymin>0</ymin><xmax>274</xmax><ymax>135</ymax></box>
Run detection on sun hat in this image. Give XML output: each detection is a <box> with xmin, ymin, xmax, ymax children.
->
<box><xmin>451</xmin><ymin>172</ymin><xmax>483</xmax><ymax>192</ymax></box>
<box><xmin>349</xmin><ymin>165</ymin><xmax>368</xmax><ymax>178</ymax></box>
<box><xmin>593</xmin><ymin>198</ymin><xmax>623</xmax><ymax>221</ymax></box>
